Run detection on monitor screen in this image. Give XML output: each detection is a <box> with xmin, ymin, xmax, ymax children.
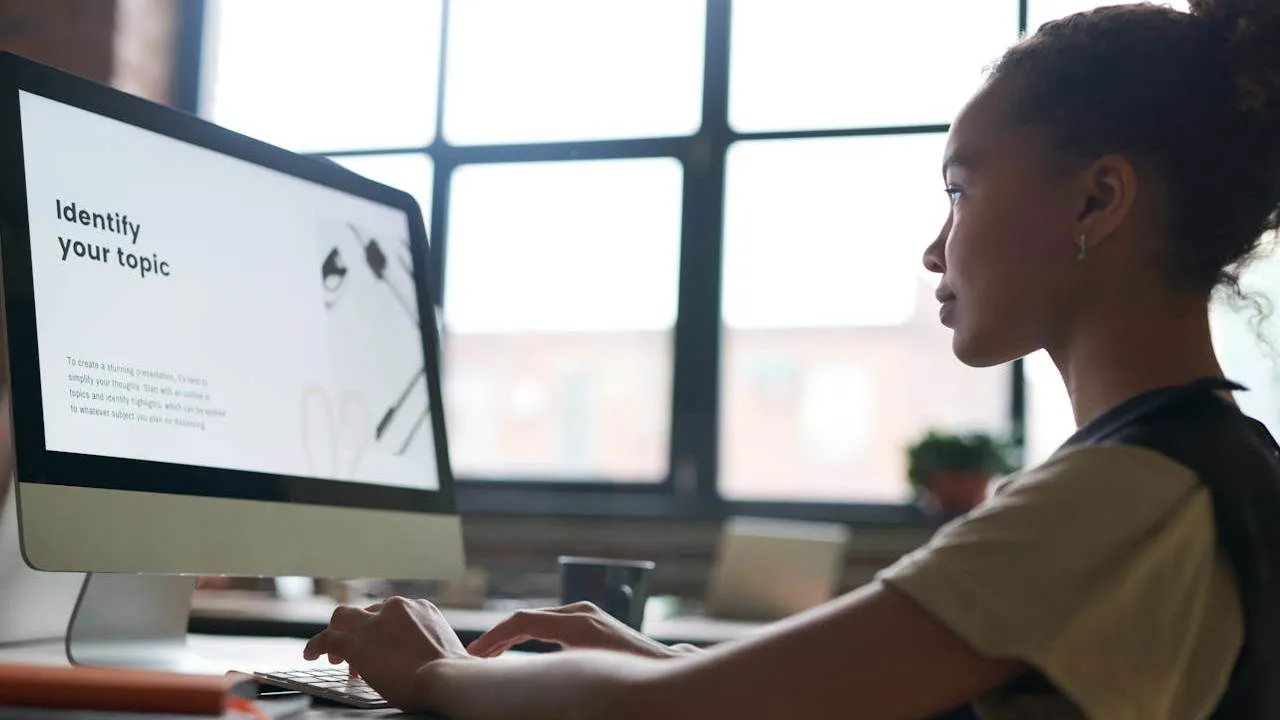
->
<box><xmin>0</xmin><ymin>52</ymin><xmax>460</xmax><ymax>582</ymax></box>
<box><xmin>18</xmin><ymin>89</ymin><xmax>438</xmax><ymax>493</ymax></box>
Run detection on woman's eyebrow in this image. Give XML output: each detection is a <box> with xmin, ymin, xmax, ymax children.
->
<box><xmin>942</xmin><ymin>153</ymin><xmax>974</xmax><ymax>179</ymax></box>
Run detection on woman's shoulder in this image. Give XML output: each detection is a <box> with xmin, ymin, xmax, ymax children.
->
<box><xmin>883</xmin><ymin>443</ymin><xmax>1240</xmax><ymax>720</ymax></box>
<box><xmin>986</xmin><ymin>443</ymin><xmax>1209</xmax><ymax>525</ymax></box>
<box><xmin>886</xmin><ymin>442</ymin><xmax>1219</xmax><ymax>595</ymax></box>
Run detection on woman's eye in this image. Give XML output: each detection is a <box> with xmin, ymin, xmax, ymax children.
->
<box><xmin>944</xmin><ymin>186</ymin><xmax>963</xmax><ymax>202</ymax></box>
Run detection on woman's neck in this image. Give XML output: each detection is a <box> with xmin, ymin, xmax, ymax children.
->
<box><xmin>1049</xmin><ymin>296</ymin><xmax>1224</xmax><ymax>428</ymax></box>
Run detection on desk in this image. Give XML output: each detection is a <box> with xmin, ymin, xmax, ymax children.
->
<box><xmin>0</xmin><ymin>635</ymin><xmax>405</xmax><ymax>718</ymax></box>
<box><xmin>190</xmin><ymin>591</ymin><xmax>768</xmax><ymax>648</ymax></box>
<box><xmin>0</xmin><ymin>594</ymin><xmax>767</xmax><ymax>718</ymax></box>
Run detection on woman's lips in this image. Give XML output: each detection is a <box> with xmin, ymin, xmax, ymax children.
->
<box><xmin>937</xmin><ymin>294</ymin><xmax>956</xmax><ymax>326</ymax></box>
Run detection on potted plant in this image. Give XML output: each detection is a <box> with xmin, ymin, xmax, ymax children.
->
<box><xmin>907</xmin><ymin>430</ymin><xmax>1015</xmax><ymax>518</ymax></box>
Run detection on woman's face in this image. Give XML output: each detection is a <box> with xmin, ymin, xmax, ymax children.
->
<box><xmin>923</xmin><ymin>75</ymin><xmax>1089</xmax><ymax>367</ymax></box>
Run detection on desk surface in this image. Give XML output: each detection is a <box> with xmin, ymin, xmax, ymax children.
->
<box><xmin>0</xmin><ymin>635</ymin><xmax>406</xmax><ymax>718</ymax></box>
<box><xmin>190</xmin><ymin>590</ymin><xmax>769</xmax><ymax>648</ymax></box>
<box><xmin>0</xmin><ymin>594</ymin><xmax>769</xmax><ymax>718</ymax></box>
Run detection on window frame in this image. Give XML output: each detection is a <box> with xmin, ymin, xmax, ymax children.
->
<box><xmin>185</xmin><ymin>0</ymin><xmax>1033</xmax><ymax>525</ymax></box>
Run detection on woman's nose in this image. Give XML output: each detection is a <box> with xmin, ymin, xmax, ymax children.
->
<box><xmin>922</xmin><ymin>219</ymin><xmax>949</xmax><ymax>274</ymax></box>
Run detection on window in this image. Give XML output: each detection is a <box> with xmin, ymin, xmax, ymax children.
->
<box><xmin>443</xmin><ymin>158</ymin><xmax>682</xmax><ymax>480</ymax></box>
<box><xmin>200</xmin><ymin>1</ymin><xmax>1190</xmax><ymax>519</ymax></box>
<box><xmin>729</xmin><ymin>1</ymin><xmax>1016</xmax><ymax>131</ymax></box>
<box><xmin>720</xmin><ymin>135</ymin><xmax>1008</xmax><ymax>502</ymax></box>
<box><xmin>201</xmin><ymin>0</ymin><xmax>443</xmax><ymax>153</ymax></box>
<box><xmin>443</xmin><ymin>0</ymin><xmax>705</xmax><ymax>145</ymax></box>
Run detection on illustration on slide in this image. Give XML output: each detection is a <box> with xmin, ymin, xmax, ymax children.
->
<box><xmin>307</xmin><ymin>219</ymin><xmax>430</xmax><ymax>482</ymax></box>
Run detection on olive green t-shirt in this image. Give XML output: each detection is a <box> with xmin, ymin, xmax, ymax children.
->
<box><xmin>878</xmin><ymin>444</ymin><xmax>1243</xmax><ymax>719</ymax></box>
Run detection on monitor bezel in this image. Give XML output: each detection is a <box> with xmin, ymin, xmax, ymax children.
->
<box><xmin>0</xmin><ymin>51</ymin><xmax>456</xmax><ymax>516</ymax></box>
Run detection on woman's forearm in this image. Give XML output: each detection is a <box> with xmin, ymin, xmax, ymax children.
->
<box><xmin>416</xmin><ymin>583</ymin><xmax>1023</xmax><ymax>720</ymax></box>
<box><xmin>418</xmin><ymin>650</ymin><xmax>667</xmax><ymax>720</ymax></box>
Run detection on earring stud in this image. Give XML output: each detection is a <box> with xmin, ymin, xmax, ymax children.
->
<box><xmin>1076</xmin><ymin>234</ymin><xmax>1087</xmax><ymax>261</ymax></box>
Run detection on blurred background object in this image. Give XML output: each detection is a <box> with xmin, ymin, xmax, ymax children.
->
<box><xmin>906</xmin><ymin>431</ymin><xmax>1016</xmax><ymax>518</ymax></box>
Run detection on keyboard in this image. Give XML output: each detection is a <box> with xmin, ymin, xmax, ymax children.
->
<box><xmin>254</xmin><ymin>667</ymin><xmax>389</xmax><ymax>709</ymax></box>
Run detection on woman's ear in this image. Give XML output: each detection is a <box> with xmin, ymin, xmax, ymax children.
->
<box><xmin>1075</xmin><ymin>154</ymin><xmax>1139</xmax><ymax>252</ymax></box>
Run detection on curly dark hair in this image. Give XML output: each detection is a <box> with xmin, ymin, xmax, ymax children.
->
<box><xmin>991</xmin><ymin>0</ymin><xmax>1280</xmax><ymax>300</ymax></box>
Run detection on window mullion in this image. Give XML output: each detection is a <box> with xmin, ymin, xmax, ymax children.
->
<box><xmin>668</xmin><ymin>0</ymin><xmax>732</xmax><ymax>503</ymax></box>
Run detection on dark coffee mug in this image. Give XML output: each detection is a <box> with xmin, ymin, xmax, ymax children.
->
<box><xmin>557</xmin><ymin>556</ymin><xmax>655</xmax><ymax>630</ymax></box>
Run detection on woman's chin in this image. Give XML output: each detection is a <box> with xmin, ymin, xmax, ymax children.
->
<box><xmin>950</xmin><ymin>327</ymin><xmax>1017</xmax><ymax>368</ymax></box>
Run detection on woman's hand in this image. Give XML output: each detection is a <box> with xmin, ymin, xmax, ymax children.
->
<box><xmin>303</xmin><ymin>596</ymin><xmax>472</xmax><ymax>712</ymax></box>
<box><xmin>467</xmin><ymin>601</ymin><xmax>701</xmax><ymax>659</ymax></box>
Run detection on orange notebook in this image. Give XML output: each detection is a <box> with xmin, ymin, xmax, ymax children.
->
<box><xmin>0</xmin><ymin>663</ymin><xmax>258</xmax><ymax>715</ymax></box>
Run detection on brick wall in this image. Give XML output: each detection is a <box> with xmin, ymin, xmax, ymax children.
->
<box><xmin>0</xmin><ymin>0</ymin><xmax>180</xmax><ymax>105</ymax></box>
<box><xmin>112</xmin><ymin>0</ymin><xmax>179</xmax><ymax>104</ymax></box>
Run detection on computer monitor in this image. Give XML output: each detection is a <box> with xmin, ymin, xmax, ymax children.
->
<box><xmin>0</xmin><ymin>52</ymin><xmax>464</xmax><ymax>667</ymax></box>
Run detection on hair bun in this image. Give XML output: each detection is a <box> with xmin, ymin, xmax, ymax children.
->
<box><xmin>1189</xmin><ymin>0</ymin><xmax>1280</xmax><ymax>111</ymax></box>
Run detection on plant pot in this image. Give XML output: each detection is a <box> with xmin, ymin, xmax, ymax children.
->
<box><xmin>924</xmin><ymin>470</ymin><xmax>992</xmax><ymax>516</ymax></box>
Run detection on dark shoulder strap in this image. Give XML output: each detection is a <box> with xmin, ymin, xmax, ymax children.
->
<box><xmin>1061</xmin><ymin>377</ymin><xmax>1247</xmax><ymax>449</ymax></box>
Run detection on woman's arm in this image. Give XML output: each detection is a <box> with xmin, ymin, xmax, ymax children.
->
<box><xmin>419</xmin><ymin>649</ymin><xmax>658</xmax><ymax>720</ymax></box>
<box><xmin>466</xmin><ymin>601</ymin><xmax>700</xmax><ymax>659</ymax></box>
<box><xmin>410</xmin><ymin>582</ymin><xmax>1024</xmax><ymax>719</ymax></box>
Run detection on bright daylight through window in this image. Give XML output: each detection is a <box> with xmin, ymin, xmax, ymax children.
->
<box><xmin>202</xmin><ymin>0</ymin><xmax>1278</xmax><ymax>512</ymax></box>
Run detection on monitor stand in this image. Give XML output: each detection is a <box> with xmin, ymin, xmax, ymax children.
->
<box><xmin>66</xmin><ymin>572</ymin><xmax>214</xmax><ymax>672</ymax></box>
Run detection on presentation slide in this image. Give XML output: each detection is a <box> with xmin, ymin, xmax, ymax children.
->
<box><xmin>18</xmin><ymin>90</ymin><xmax>439</xmax><ymax>491</ymax></box>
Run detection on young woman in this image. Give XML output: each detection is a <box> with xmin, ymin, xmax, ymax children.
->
<box><xmin>303</xmin><ymin>1</ymin><xmax>1280</xmax><ymax>717</ymax></box>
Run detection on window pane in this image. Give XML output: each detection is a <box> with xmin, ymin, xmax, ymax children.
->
<box><xmin>720</xmin><ymin>136</ymin><xmax>1009</xmax><ymax>502</ymax></box>
<box><xmin>443</xmin><ymin>159</ymin><xmax>682</xmax><ymax>480</ymax></box>
<box><xmin>203</xmin><ymin>0</ymin><xmax>441</xmax><ymax>152</ymax></box>
<box><xmin>729</xmin><ymin>1</ymin><xmax>1018</xmax><ymax>132</ymax></box>
<box><xmin>444</xmin><ymin>0</ymin><xmax>705</xmax><ymax>145</ymax></box>
<box><xmin>1028</xmin><ymin>0</ymin><xmax>1188</xmax><ymax>33</ymax></box>
<box><xmin>330</xmin><ymin>154</ymin><xmax>434</xmax><ymax>230</ymax></box>
<box><xmin>723</xmin><ymin>136</ymin><xmax>947</xmax><ymax>329</ymax></box>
